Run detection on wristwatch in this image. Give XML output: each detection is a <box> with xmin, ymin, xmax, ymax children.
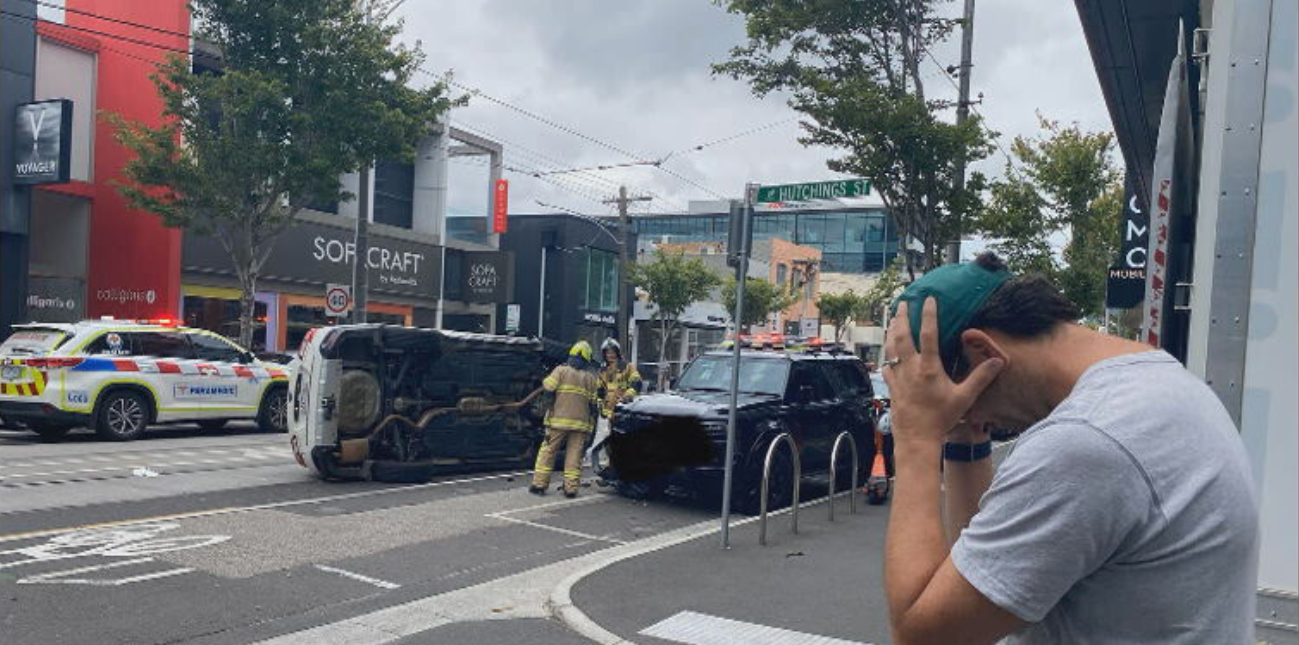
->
<box><xmin>943</xmin><ymin>441</ymin><xmax>993</xmax><ymax>462</ymax></box>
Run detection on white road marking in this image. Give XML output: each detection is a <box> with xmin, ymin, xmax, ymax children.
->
<box><xmin>16</xmin><ymin>557</ymin><xmax>196</xmax><ymax>586</ymax></box>
<box><xmin>0</xmin><ymin>471</ymin><xmax>529</xmax><ymax>543</ymax></box>
<box><xmin>488</xmin><ymin>514</ymin><xmax>627</xmax><ymax>545</ymax></box>
<box><xmin>641</xmin><ymin>611</ymin><xmax>871</xmax><ymax>645</ymax></box>
<box><xmin>313</xmin><ymin>564</ymin><xmax>401</xmax><ymax>590</ymax></box>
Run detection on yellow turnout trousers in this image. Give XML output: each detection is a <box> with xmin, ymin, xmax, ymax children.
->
<box><xmin>532</xmin><ymin>427</ymin><xmax>588</xmax><ymax>494</ymax></box>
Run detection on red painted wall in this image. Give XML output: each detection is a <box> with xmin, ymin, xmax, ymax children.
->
<box><xmin>69</xmin><ymin>0</ymin><xmax>189</xmax><ymax>319</ymax></box>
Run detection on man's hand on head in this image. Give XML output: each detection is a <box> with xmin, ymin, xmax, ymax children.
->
<box><xmin>882</xmin><ymin>298</ymin><xmax>1004</xmax><ymax>446</ymax></box>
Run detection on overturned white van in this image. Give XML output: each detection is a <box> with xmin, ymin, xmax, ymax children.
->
<box><xmin>288</xmin><ymin>325</ymin><xmax>555</xmax><ymax>482</ymax></box>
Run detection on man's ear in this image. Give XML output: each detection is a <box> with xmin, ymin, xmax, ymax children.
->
<box><xmin>960</xmin><ymin>328</ymin><xmax>1008</xmax><ymax>368</ymax></box>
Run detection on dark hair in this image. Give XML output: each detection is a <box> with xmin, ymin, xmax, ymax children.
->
<box><xmin>966</xmin><ymin>252</ymin><xmax>1079</xmax><ymax>339</ymax></box>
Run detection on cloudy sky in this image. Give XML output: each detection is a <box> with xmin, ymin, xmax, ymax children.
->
<box><xmin>396</xmin><ymin>0</ymin><xmax>1112</xmax><ymax>233</ymax></box>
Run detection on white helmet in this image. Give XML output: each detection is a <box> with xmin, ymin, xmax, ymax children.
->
<box><xmin>600</xmin><ymin>338</ymin><xmax>622</xmax><ymax>358</ymax></box>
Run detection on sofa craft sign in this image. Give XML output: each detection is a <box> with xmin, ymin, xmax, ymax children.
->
<box><xmin>312</xmin><ymin>237</ymin><xmax>425</xmax><ymax>288</ymax></box>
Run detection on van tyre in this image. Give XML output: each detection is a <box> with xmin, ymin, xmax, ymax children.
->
<box><xmin>95</xmin><ymin>390</ymin><xmax>151</xmax><ymax>441</ymax></box>
<box><xmin>257</xmin><ymin>387</ymin><xmax>288</xmax><ymax>433</ymax></box>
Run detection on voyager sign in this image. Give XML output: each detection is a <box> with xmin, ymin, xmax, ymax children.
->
<box><xmin>182</xmin><ymin>220</ymin><xmax>442</xmax><ymax>299</ymax></box>
<box><xmin>13</xmin><ymin>99</ymin><xmax>73</xmax><ymax>185</ymax></box>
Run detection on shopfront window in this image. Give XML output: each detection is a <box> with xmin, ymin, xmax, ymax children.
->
<box><xmin>583</xmin><ymin>248</ymin><xmax>619</xmax><ymax>313</ymax></box>
<box><xmin>183</xmin><ymin>296</ymin><xmax>268</xmax><ymax>350</ymax></box>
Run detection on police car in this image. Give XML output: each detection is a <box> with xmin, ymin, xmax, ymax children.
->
<box><xmin>0</xmin><ymin>319</ymin><xmax>289</xmax><ymax>441</ymax></box>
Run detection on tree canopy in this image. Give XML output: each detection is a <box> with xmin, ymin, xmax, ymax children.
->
<box><xmin>722</xmin><ymin>277</ymin><xmax>796</xmax><ymax>332</ymax></box>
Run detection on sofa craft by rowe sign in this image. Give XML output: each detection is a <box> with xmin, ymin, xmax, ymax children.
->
<box><xmin>461</xmin><ymin>251</ymin><xmax>513</xmax><ymax>304</ymax></box>
<box><xmin>181</xmin><ymin>220</ymin><xmax>442</xmax><ymax>299</ymax></box>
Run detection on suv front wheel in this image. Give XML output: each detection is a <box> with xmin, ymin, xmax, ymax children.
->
<box><xmin>257</xmin><ymin>387</ymin><xmax>288</xmax><ymax>433</ymax></box>
<box><xmin>95</xmin><ymin>389</ymin><xmax>151</xmax><ymax>441</ymax></box>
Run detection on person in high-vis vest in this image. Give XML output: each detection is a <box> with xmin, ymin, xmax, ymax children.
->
<box><xmin>589</xmin><ymin>338</ymin><xmax>643</xmax><ymax>476</ymax></box>
<box><xmin>530</xmin><ymin>340</ymin><xmax>600</xmax><ymax>498</ymax></box>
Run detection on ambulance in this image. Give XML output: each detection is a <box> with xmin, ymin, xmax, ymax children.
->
<box><xmin>0</xmin><ymin>319</ymin><xmax>289</xmax><ymax>441</ymax></box>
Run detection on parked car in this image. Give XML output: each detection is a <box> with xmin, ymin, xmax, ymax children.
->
<box><xmin>603</xmin><ymin>347</ymin><xmax>877</xmax><ymax>513</ymax></box>
<box><xmin>288</xmin><ymin>324</ymin><xmax>549</xmax><ymax>482</ymax></box>
<box><xmin>0</xmin><ymin>319</ymin><xmax>289</xmax><ymax>441</ymax></box>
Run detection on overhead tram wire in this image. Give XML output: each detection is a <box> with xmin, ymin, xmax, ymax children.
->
<box><xmin>416</xmin><ymin>68</ymin><xmax>728</xmax><ymax>199</ymax></box>
<box><xmin>924</xmin><ymin>49</ymin><xmax>1021</xmax><ymax>176</ymax></box>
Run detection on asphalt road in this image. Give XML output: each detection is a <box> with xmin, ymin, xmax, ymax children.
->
<box><xmin>0</xmin><ymin>424</ymin><xmax>717</xmax><ymax>644</ymax></box>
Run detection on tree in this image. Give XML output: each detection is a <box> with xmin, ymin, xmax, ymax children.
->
<box><xmin>628</xmin><ymin>250</ymin><xmax>721</xmax><ymax>388</ymax></box>
<box><xmin>972</xmin><ymin>117</ymin><xmax>1122</xmax><ymax>319</ymax></box>
<box><xmin>109</xmin><ymin>0</ymin><xmax>455</xmax><ymax>348</ymax></box>
<box><xmin>722</xmin><ymin>277</ymin><xmax>798</xmax><ymax>333</ymax></box>
<box><xmin>859</xmin><ymin>257</ymin><xmax>907</xmax><ymax>325</ymax></box>
<box><xmin>714</xmin><ymin>0</ymin><xmax>993</xmax><ymax>275</ymax></box>
<box><xmin>818</xmin><ymin>291</ymin><xmax>864</xmax><ymax>342</ymax></box>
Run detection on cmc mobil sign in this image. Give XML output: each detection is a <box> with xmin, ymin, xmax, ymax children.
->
<box><xmin>182</xmin><ymin>219</ymin><xmax>442</xmax><ymax>299</ymax></box>
<box><xmin>13</xmin><ymin>99</ymin><xmax>73</xmax><ymax>185</ymax></box>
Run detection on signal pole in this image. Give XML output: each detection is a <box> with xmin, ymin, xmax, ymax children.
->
<box><xmin>604</xmin><ymin>186</ymin><xmax>651</xmax><ymax>344</ymax></box>
<box><xmin>351</xmin><ymin>166</ymin><xmax>371</xmax><ymax>323</ymax></box>
<box><xmin>946</xmin><ymin>0</ymin><xmax>976</xmax><ymax>265</ymax></box>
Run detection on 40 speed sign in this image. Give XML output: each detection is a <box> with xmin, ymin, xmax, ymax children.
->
<box><xmin>325</xmin><ymin>283</ymin><xmax>352</xmax><ymax>317</ymax></box>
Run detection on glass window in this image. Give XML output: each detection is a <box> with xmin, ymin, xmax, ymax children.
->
<box><xmin>866</xmin><ymin>218</ymin><xmax>886</xmax><ymax>242</ymax></box>
<box><xmin>191</xmin><ymin>333</ymin><xmax>245</xmax><ymax>362</ymax></box>
<box><xmin>788</xmin><ymin>362</ymin><xmax>834</xmax><ymax>401</ymax></box>
<box><xmin>776</xmin><ymin>264</ymin><xmax>787</xmax><ymax>286</ymax></box>
<box><xmin>821</xmin><ymin>213</ymin><xmax>846</xmax><ymax>252</ymax></box>
<box><xmin>130</xmin><ymin>332</ymin><xmax>195</xmax><ymax>359</ymax></box>
<box><xmin>677</xmin><ymin>355</ymin><xmax>790</xmax><ymax>395</ymax></box>
<box><xmin>845</xmin><ymin>215</ymin><xmax>867</xmax><ymax>248</ymax></box>
<box><xmin>183</xmin><ymin>295</ymin><xmax>268</xmax><ymax>351</ymax></box>
<box><xmin>373</xmin><ymin>161</ymin><xmax>414</xmax><ymax>229</ymax></box>
<box><xmin>583</xmin><ymin>248</ymin><xmax>619</xmax><ymax>313</ymax></box>
<box><xmin>797</xmin><ymin>214</ymin><xmax>825</xmax><ymax>245</ymax></box>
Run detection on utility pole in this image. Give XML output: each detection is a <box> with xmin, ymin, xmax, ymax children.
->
<box><xmin>350</xmin><ymin>166</ymin><xmax>371</xmax><ymax>323</ymax></box>
<box><xmin>603</xmin><ymin>186</ymin><xmax>651</xmax><ymax>344</ymax></box>
<box><xmin>945</xmin><ymin>0</ymin><xmax>976</xmax><ymax>265</ymax></box>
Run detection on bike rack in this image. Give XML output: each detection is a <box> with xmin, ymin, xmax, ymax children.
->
<box><xmin>759</xmin><ymin>433</ymin><xmax>801</xmax><ymax>546</ymax></box>
<box><xmin>828</xmin><ymin>431</ymin><xmax>859</xmax><ymax>521</ymax></box>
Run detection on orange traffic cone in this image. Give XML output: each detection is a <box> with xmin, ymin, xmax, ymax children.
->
<box><xmin>870</xmin><ymin>451</ymin><xmax>888</xmax><ymax>479</ymax></box>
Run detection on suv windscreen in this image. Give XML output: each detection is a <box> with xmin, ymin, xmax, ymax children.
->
<box><xmin>191</xmin><ymin>333</ymin><xmax>245</xmax><ymax>363</ymax></box>
<box><xmin>677</xmin><ymin>355</ymin><xmax>790</xmax><ymax>395</ymax></box>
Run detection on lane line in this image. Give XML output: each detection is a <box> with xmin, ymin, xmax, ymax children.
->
<box><xmin>641</xmin><ymin>611</ymin><xmax>871</xmax><ymax>645</ymax></box>
<box><xmin>0</xmin><ymin>470</ymin><xmax>529</xmax><ymax>543</ymax></box>
<box><xmin>488</xmin><ymin>514</ymin><xmax>628</xmax><ymax>545</ymax></box>
<box><xmin>313</xmin><ymin>565</ymin><xmax>401</xmax><ymax>590</ymax></box>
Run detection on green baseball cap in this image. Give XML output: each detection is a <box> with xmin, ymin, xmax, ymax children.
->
<box><xmin>889</xmin><ymin>261</ymin><xmax>1012</xmax><ymax>366</ymax></box>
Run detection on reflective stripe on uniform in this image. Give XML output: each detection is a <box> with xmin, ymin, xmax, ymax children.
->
<box><xmin>546</xmin><ymin>417</ymin><xmax>593</xmax><ymax>431</ymax></box>
<box><xmin>555</xmin><ymin>384</ymin><xmax>594</xmax><ymax>397</ymax></box>
<box><xmin>543</xmin><ymin>376</ymin><xmax>559</xmax><ymax>389</ymax></box>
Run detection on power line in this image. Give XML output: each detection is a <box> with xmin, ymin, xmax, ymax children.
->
<box><xmin>924</xmin><ymin>49</ymin><xmax>1020</xmax><ymax>175</ymax></box>
<box><xmin>665</xmin><ymin>116</ymin><xmax>800</xmax><ymax>159</ymax></box>
<box><xmin>0</xmin><ymin>9</ymin><xmax>187</xmax><ymax>54</ymax></box>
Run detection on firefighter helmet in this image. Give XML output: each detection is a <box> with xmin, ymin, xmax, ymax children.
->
<box><xmin>569</xmin><ymin>340</ymin><xmax>594</xmax><ymax>362</ymax></box>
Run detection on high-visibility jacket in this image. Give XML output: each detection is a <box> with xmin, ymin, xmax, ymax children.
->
<box><xmin>598</xmin><ymin>361</ymin><xmax>642</xmax><ymax>418</ymax></box>
<box><xmin>542</xmin><ymin>364</ymin><xmax>599</xmax><ymax>432</ymax></box>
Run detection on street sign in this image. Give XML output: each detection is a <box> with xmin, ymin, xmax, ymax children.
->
<box><xmin>324</xmin><ymin>283</ymin><xmax>352</xmax><ymax>317</ymax></box>
<box><xmin>493</xmin><ymin>179</ymin><xmax>509</xmax><ymax>234</ymax></box>
<box><xmin>755</xmin><ymin>179</ymin><xmax>870</xmax><ymax>204</ymax></box>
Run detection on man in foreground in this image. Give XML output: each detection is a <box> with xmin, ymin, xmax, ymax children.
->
<box><xmin>881</xmin><ymin>253</ymin><xmax>1258</xmax><ymax>644</ymax></box>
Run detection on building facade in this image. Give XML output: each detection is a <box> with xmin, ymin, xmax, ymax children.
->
<box><xmin>630</xmin><ymin>205</ymin><xmax>898</xmax><ymax>274</ymax></box>
<box><xmin>498</xmin><ymin>214</ymin><xmax>631</xmax><ymax>349</ymax></box>
<box><xmin>1</xmin><ymin>2</ymin><xmax>512</xmax><ymax>350</ymax></box>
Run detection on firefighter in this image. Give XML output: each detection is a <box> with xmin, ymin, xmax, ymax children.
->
<box><xmin>530</xmin><ymin>340</ymin><xmax>600</xmax><ymax>498</ymax></box>
<box><xmin>590</xmin><ymin>338</ymin><xmax>642</xmax><ymax>475</ymax></box>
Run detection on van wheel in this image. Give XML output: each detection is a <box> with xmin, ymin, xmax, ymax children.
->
<box><xmin>257</xmin><ymin>387</ymin><xmax>288</xmax><ymax>433</ymax></box>
<box><xmin>197</xmin><ymin>419</ymin><xmax>228</xmax><ymax>432</ymax></box>
<box><xmin>95</xmin><ymin>390</ymin><xmax>151</xmax><ymax>441</ymax></box>
<box><xmin>29</xmin><ymin>422</ymin><xmax>72</xmax><ymax>442</ymax></box>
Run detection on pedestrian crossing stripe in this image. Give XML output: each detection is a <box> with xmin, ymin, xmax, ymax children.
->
<box><xmin>640</xmin><ymin>611</ymin><xmax>871</xmax><ymax>645</ymax></box>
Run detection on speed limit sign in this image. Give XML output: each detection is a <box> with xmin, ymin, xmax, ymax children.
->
<box><xmin>325</xmin><ymin>283</ymin><xmax>352</xmax><ymax>317</ymax></box>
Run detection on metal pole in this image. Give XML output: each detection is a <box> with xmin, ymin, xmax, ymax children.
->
<box><xmin>538</xmin><ymin>246</ymin><xmax>548</xmax><ymax>340</ymax></box>
<box><xmin>351</xmin><ymin>165</ymin><xmax>371</xmax><ymax>323</ymax></box>
<box><xmin>945</xmin><ymin>0</ymin><xmax>976</xmax><ymax>265</ymax></box>
<box><xmin>617</xmin><ymin>186</ymin><xmax>631</xmax><ymax>343</ymax></box>
<box><xmin>720</xmin><ymin>184</ymin><xmax>755</xmax><ymax>549</ymax></box>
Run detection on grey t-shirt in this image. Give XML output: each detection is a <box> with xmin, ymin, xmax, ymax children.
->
<box><xmin>951</xmin><ymin>351</ymin><xmax>1259</xmax><ymax>644</ymax></box>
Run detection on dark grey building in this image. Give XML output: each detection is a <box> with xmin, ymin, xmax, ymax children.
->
<box><xmin>0</xmin><ymin>0</ymin><xmax>38</xmax><ymax>339</ymax></box>
<box><xmin>498</xmin><ymin>214</ymin><xmax>634</xmax><ymax>348</ymax></box>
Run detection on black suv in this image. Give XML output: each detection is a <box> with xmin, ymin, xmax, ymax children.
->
<box><xmin>605</xmin><ymin>348</ymin><xmax>876</xmax><ymax>513</ymax></box>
